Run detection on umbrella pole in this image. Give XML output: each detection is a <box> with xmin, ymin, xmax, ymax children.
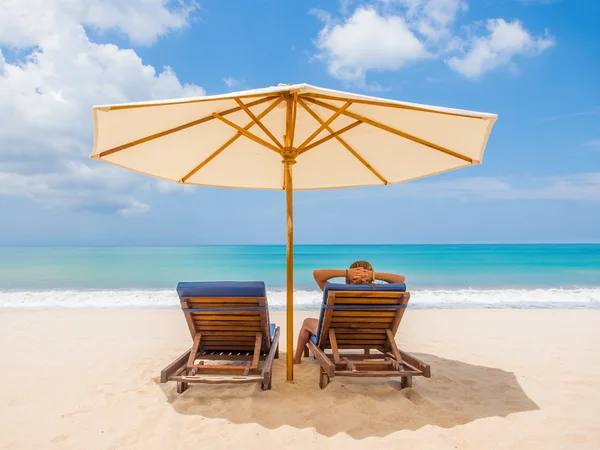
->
<box><xmin>284</xmin><ymin>160</ymin><xmax>294</xmax><ymax>381</ymax></box>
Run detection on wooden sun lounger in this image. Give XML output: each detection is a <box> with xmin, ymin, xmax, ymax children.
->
<box><xmin>160</xmin><ymin>282</ymin><xmax>280</xmax><ymax>392</ymax></box>
<box><xmin>306</xmin><ymin>284</ymin><xmax>431</xmax><ymax>389</ymax></box>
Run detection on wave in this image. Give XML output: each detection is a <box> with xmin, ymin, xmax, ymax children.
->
<box><xmin>1</xmin><ymin>288</ymin><xmax>600</xmax><ymax>309</ymax></box>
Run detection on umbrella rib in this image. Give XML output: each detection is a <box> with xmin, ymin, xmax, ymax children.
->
<box><xmin>95</xmin><ymin>96</ymin><xmax>279</xmax><ymax>159</ymax></box>
<box><xmin>180</xmin><ymin>98</ymin><xmax>284</xmax><ymax>183</ymax></box>
<box><xmin>296</xmin><ymin>101</ymin><xmax>352</xmax><ymax>152</ymax></box>
<box><xmin>302</xmin><ymin>97</ymin><xmax>475</xmax><ymax>164</ymax></box>
<box><xmin>301</xmin><ymin>92</ymin><xmax>487</xmax><ymax>120</ymax></box>
<box><xmin>298</xmin><ymin>99</ymin><xmax>388</xmax><ymax>185</ymax></box>
<box><xmin>290</xmin><ymin>92</ymin><xmax>298</xmax><ymax>148</ymax></box>
<box><xmin>234</xmin><ymin>98</ymin><xmax>283</xmax><ymax>149</ymax></box>
<box><xmin>212</xmin><ymin>113</ymin><xmax>281</xmax><ymax>154</ymax></box>
<box><xmin>298</xmin><ymin>121</ymin><xmax>362</xmax><ymax>154</ymax></box>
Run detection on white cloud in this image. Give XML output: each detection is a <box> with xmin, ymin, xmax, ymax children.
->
<box><xmin>118</xmin><ymin>200</ymin><xmax>151</xmax><ymax>217</ymax></box>
<box><xmin>0</xmin><ymin>0</ymin><xmax>204</xmax><ymax>215</ymax></box>
<box><xmin>310</xmin><ymin>2</ymin><xmax>555</xmax><ymax>83</ymax></box>
<box><xmin>223</xmin><ymin>77</ymin><xmax>245</xmax><ymax>89</ymax></box>
<box><xmin>313</xmin><ymin>7</ymin><xmax>430</xmax><ymax>84</ymax></box>
<box><xmin>0</xmin><ymin>0</ymin><xmax>196</xmax><ymax>47</ymax></box>
<box><xmin>446</xmin><ymin>18</ymin><xmax>554</xmax><ymax>78</ymax></box>
<box><xmin>391</xmin><ymin>0</ymin><xmax>468</xmax><ymax>42</ymax></box>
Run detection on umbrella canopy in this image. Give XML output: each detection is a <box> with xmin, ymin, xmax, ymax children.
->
<box><xmin>90</xmin><ymin>83</ymin><xmax>498</xmax><ymax>381</ymax></box>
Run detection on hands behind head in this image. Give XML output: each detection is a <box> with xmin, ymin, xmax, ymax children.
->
<box><xmin>347</xmin><ymin>267</ymin><xmax>373</xmax><ymax>284</ymax></box>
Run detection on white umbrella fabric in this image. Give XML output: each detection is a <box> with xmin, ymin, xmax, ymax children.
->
<box><xmin>91</xmin><ymin>83</ymin><xmax>497</xmax><ymax>380</ymax></box>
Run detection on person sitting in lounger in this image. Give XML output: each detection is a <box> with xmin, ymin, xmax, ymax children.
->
<box><xmin>293</xmin><ymin>260</ymin><xmax>406</xmax><ymax>364</ymax></box>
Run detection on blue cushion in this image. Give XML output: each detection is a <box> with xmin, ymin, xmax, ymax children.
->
<box><xmin>177</xmin><ymin>281</ymin><xmax>266</xmax><ymax>298</ymax></box>
<box><xmin>314</xmin><ymin>283</ymin><xmax>407</xmax><ymax>345</ymax></box>
<box><xmin>309</xmin><ymin>333</ymin><xmax>318</xmax><ymax>345</ymax></box>
<box><xmin>269</xmin><ymin>323</ymin><xmax>276</xmax><ymax>341</ymax></box>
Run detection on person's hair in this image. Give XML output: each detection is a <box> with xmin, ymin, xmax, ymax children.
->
<box><xmin>346</xmin><ymin>260</ymin><xmax>374</xmax><ymax>284</ymax></box>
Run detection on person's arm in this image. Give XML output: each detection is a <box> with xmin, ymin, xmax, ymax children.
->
<box><xmin>373</xmin><ymin>271</ymin><xmax>405</xmax><ymax>284</ymax></box>
<box><xmin>313</xmin><ymin>269</ymin><xmax>345</xmax><ymax>291</ymax></box>
<box><xmin>348</xmin><ymin>267</ymin><xmax>406</xmax><ymax>284</ymax></box>
<box><xmin>313</xmin><ymin>268</ymin><xmax>366</xmax><ymax>290</ymax></box>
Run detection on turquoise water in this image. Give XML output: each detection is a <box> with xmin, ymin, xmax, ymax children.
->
<box><xmin>0</xmin><ymin>244</ymin><xmax>598</xmax><ymax>289</ymax></box>
<box><xmin>0</xmin><ymin>245</ymin><xmax>598</xmax><ymax>309</ymax></box>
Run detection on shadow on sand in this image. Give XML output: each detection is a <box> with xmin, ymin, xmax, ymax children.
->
<box><xmin>156</xmin><ymin>354</ymin><xmax>539</xmax><ymax>439</ymax></box>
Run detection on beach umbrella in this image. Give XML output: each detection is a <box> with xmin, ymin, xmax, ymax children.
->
<box><xmin>90</xmin><ymin>83</ymin><xmax>497</xmax><ymax>381</ymax></box>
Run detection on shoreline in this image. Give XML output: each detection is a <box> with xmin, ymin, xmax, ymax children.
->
<box><xmin>1</xmin><ymin>286</ymin><xmax>599</xmax><ymax>310</ymax></box>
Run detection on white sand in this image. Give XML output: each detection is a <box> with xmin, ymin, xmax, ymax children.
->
<box><xmin>0</xmin><ymin>309</ymin><xmax>599</xmax><ymax>449</ymax></box>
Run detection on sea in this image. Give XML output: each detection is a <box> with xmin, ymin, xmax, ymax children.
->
<box><xmin>0</xmin><ymin>244</ymin><xmax>599</xmax><ymax>310</ymax></box>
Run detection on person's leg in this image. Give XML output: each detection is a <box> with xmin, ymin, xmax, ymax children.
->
<box><xmin>293</xmin><ymin>318</ymin><xmax>318</xmax><ymax>364</ymax></box>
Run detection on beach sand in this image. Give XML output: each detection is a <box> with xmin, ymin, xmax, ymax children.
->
<box><xmin>0</xmin><ymin>309</ymin><xmax>599</xmax><ymax>449</ymax></box>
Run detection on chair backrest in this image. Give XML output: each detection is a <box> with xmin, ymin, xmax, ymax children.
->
<box><xmin>316</xmin><ymin>283</ymin><xmax>410</xmax><ymax>351</ymax></box>
<box><xmin>176</xmin><ymin>281</ymin><xmax>272</xmax><ymax>353</ymax></box>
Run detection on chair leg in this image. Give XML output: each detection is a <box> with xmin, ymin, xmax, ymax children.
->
<box><xmin>401</xmin><ymin>376</ymin><xmax>412</xmax><ymax>389</ymax></box>
<box><xmin>177</xmin><ymin>381</ymin><xmax>189</xmax><ymax>394</ymax></box>
<box><xmin>303</xmin><ymin>346</ymin><xmax>309</xmax><ymax>358</ymax></box>
<box><xmin>319</xmin><ymin>367</ymin><xmax>330</xmax><ymax>389</ymax></box>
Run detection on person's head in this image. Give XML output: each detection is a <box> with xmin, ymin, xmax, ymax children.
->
<box><xmin>346</xmin><ymin>260</ymin><xmax>374</xmax><ymax>284</ymax></box>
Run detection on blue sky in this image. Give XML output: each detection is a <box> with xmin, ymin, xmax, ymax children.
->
<box><xmin>0</xmin><ymin>0</ymin><xmax>599</xmax><ymax>245</ymax></box>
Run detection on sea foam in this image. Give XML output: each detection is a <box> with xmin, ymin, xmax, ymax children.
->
<box><xmin>1</xmin><ymin>288</ymin><xmax>599</xmax><ymax>309</ymax></box>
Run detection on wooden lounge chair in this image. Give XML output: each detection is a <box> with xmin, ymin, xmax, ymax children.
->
<box><xmin>305</xmin><ymin>283</ymin><xmax>431</xmax><ymax>389</ymax></box>
<box><xmin>160</xmin><ymin>281</ymin><xmax>280</xmax><ymax>392</ymax></box>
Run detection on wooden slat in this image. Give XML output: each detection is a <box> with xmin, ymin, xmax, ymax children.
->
<box><xmin>193</xmin><ymin>314</ymin><xmax>260</xmax><ymax>326</ymax></box>
<box><xmin>182</xmin><ymin>297</ymin><xmax>260</xmax><ymax>303</ymax></box>
<box><xmin>332</xmin><ymin>333</ymin><xmax>387</xmax><ymax>339</ymax></box>
<box><xmin>258</xmin><ymin>299</ymin><xmax>271</xmax><ymax>353</ymax></box>
<box><xmin>329</xmin><ymin>322</ymin><xmax>390</xmax><ymax>328</ymax></box>
<box><xmin>331</xmin><ymin>311</ymin><xmax>397</xmax><ymax>317</ymax></box>
<box><xmin>329</xmin><ymin>329</ymin><xmax>341</xmax><ymax>364</ymax></box>
<box><xmin>193</xmin><ymin>324</ymin><xmax>260</xmax><ymax>330</ymax></box>
<box><xmin>352</xmin><ymin>362</ymin><xmax>393</xmax><ymax>371</ymax></box>
<box><xmin>170</xmin><ymin>375</ymin><xmax>263</xmax><ymax>384</ymax></box>
<box><xmin>194</xmin><ymin>365</ymin><xmax>248</xmax><ymax>373</ymax></box>
<box><xmin>343</xmin><ymin>357</ymin><xmax>357</xmax><ymax>371</ymax></box>
<box><xmin>190</xmin><ymin>311</ymin><xmax>260</xmax><ymax>316</ymax></box>
<box><xmin>185</xmin><ymin>303</ymin><xmax>261</xmax><ymax>309</ymax></box>
<box><xmin>198</xmin><ymin>331</ymin><xmax>265</xmax><ymax>337</ymax></box>
<box><xmin>337</xmin><ymin>345</ymin><xmax>387</xmax><ymax>349</ymax></box>
<box><xmin>331</xmin><ymin>317</ymin><xmax>393</xmax><ymax>323</ymax></box>
<box><xmin>333</xmin><ymin>298</ymin><xmax>401</xmax><ymax>305</ymax></box>
<box><xmin>187</xmin><ymin>333</ymin><xmax>202</xmax><ymax>369</ymax></box>
<box><xmin>388</xmin><ymin>293</ymin><xmax>411</xmax><ymax>344</ymax></box>
<box><xmin>332</xmin><ymin>328</ymin><xmax>388</xmax><ymax>333</ymax></box>
<box><xmin>317</xmin><ymin>293</ymin><xmax>335</xmax><ymax>347</ymax></box>
<box><xmin>334</xmin><ymin>370</ymin><xmax>419</xmax><ymax>377</ymax></box>
<box><xmin>250</xmin><ymin>333</ymin><xmax>262</xmax><ymax>369</ymax></box>
<box><xmin>261</xmin><ymin>325</ymin><xmax>280</xmax><ymax>379</ymax></box>
<box><xmin>398</xmin><ymin>350</ymin><xmax>431</xmax><ymax>378</ymax></box>
<box><xmin>202</xmin><ymin>343</ymin><xmax>256</xmax><ymax>348</ymax></box>
<box><xmin>307</xmin><ymin>341</ymin><xmax>335</xmax><ymax>377</ymax></box>
<box><xmin>386</xmin><ymin>329</ymin><xmax>404</xmax><ymax>364</ymax></box>
<box><xmin>199</xmin><ymin>354</ymin><xmax>258</xmax><ymax>361</ymax></box>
